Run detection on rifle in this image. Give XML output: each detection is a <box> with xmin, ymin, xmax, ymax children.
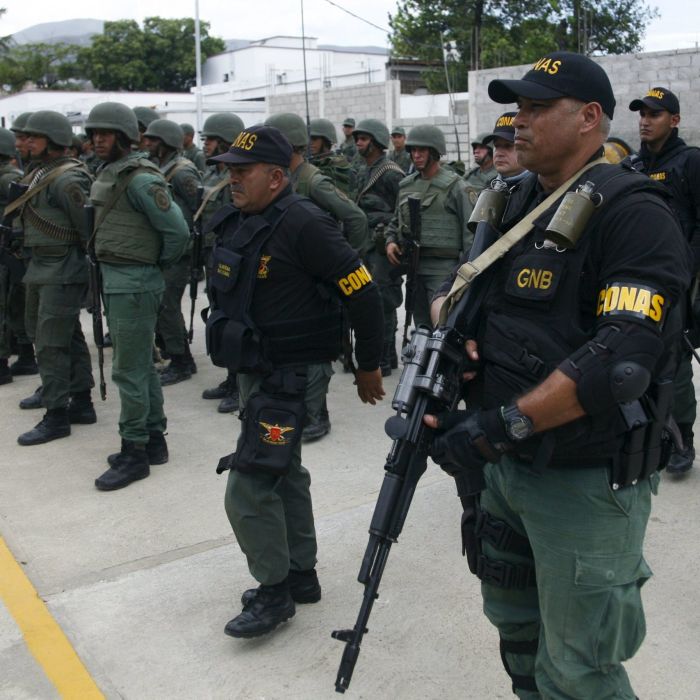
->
<box><xmin>188</xmin><ymin>185</ymin><xmax>205</xmax><ymax>343</ymax></box>
<box><xmin>332</xmin><ymin>184</ymin><xmax>507</xmax><ymax>694</ymax></box>
<box><xmin>85</xmin><ymin>204</ymin><xmax>106</xmax><ymax>401</ymax></box>
<box><xmin>401</xmin><ymin>195</ymin><xmax>422</xmax><ymax>348</ymax></box>
<box><xmin>1</xmin><ymin>182</ymin><xmax>29</xmax><ymax>283</ymax></box>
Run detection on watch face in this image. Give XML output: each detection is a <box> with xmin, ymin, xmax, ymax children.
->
<box><xmin>508</xmin><ymin>417</ymin><xmax>532</xmax><ymax>441</ymax></box>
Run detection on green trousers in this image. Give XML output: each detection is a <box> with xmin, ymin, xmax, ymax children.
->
<box><xmin>31</xmin><ymin>282</ymin><xmax>93</xmax><ymax>409</ymax></box>
<box><xmin>480</xmin><ymin>456</ymin><xmax>655</xmax><ymax>699</ymax></box>
<box><xmin>224</xmin><ymin>362</ymin><xmax>331</xmax><ymax>585</ymax></box>
<box><xmin>156</xmin><ymin>255</ymin><xmax>190</xmax><ymax>356</ymax></box>
<box><xmin>412</xmin><ymin>258</ymin><xmax>457</xmax><ymax>328</ymax></box>
<box><xmin>104</xmin><ymin>291</ymin><xmax>166</xmax><ymax>444</ymax></box>
<box><xmin>0</xmin><ymin>261</ymin><xmax>30</xmax><ymax>358</ymax></box>
<box><xmin>367</xmin><ymin>250</ymin><xmax>402</xmax><ymax>346</ymax></box>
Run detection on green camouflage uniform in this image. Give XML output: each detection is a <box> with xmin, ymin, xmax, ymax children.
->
<box><xmin>389</xmin><ymin>147</ymin><xmax>412</xmax><ymax>174</ymax></box>
<box><xmin>309</xmin><ymin>152</ymin><xmax>357</xmax><ymax>199</ymax></box>
<box><xmin>338</xmin><ymin>135</ymin><xmax>357</xmax><ymax>162</ymax></box>
<box><xmin>183</xmin><ymin>144</ymin><xmax>206</xmax><ymax>173</ymax></box>
<box><xmin>463</xmin><ymin>164</ymin><xmax>498</xmax><ymax>207</ymax></box>
<box><xmin>91</xmin><ymin>153</ymin><xmax>190</xmax><ymax>443</ymax></box>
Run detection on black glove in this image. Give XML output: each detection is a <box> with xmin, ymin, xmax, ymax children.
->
<box><xmin>429</xmin><ymin>408</ymin><xmax>509</xmax><ymax>474</ymax></box>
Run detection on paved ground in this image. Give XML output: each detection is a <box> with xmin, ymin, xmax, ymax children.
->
<box><xmin>1</xmin><ymin>306</ymin><xmax>700</xmax><ymax>699</ymax></box>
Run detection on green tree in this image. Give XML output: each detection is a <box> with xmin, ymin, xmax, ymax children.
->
<box><xmin>389</xmin><ymin>0</ymin><xmax>657</xmax><ymax>93</ymax></box>
<box><xmin>77</xmin><ymin>17</ymin><xmax>225</xmax><ymax>92</ymax></box>
<box><xmin>0</xmin><ymin>42</ymin><xmax>82</xmax><ymax>93</ymax></box>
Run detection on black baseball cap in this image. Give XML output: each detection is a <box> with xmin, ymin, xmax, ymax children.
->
<box><xmin>489</xmin><ymin>52</ymin><xmax>616</xmax><ymax>119</ymax></box>
<box><xmin>629</xmin><ymin>87</ymin><xmax>680</xmax><ymax>114</ymax></box>
<box><xmin>209</xmin><ymin>125</ymin><xmax>292</xmax><ymax>167</ymax></box>
<box><xmin>483</xmin><ymin>112</ymin><xmax>517</xmax><ymax>144</ymax></box>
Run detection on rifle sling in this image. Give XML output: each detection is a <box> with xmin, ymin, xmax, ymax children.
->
<box><xmin>356</xmin><ymin>160</ymin><xmax>406</xmax><ymax>203</ymax></box>
<box><xmin>193</xmin><ymin>178</ymin><xmax>229</xmax><ymax>222</ymax></box>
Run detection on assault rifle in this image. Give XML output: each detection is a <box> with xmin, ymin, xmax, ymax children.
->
<box><xmin>85</xmin><ymin>204</ymin><xmax>106</xmax><ymax>401</ymax></box>
<box><xmin>332</xmin><ymin>185</ymin><xmax>507</xmax><ymax>694</ymax></box>
<box><xmin>0</xmin><ymin>182</ymin><xmax>28</xmax><ymax>248</ymax></box>
<box><xmin>188</xmin><ymin>185</ymin><xmax>205</xmax><ymax>343</ymax></box>
<box><xmin>401</xmin><ymin>195</ymin><xmax>421</xmax><ymax>348</ymax></box>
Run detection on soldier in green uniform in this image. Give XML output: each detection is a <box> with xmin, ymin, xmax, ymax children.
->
<box><xmin>133</xmin><ymin>107</ymin><xmax>160</xmax><ymax>152</ymax></box>
<box><xmin>85</xmin><ymin>102</ymin><xmax>190</xmax><ymax>490</ymax></box>
<box><xmin>308</xmin><ymin>118</ymin><xmax>356</xmax><ymax>198</ymax></box>
<box><xmin>143</xmin><ymin>119</ymin><xmax>203</xmax><ymax>385</ymax></box>
<box><xmin>338</xmin><ymin>117</ymin><xmax>357</xmax><ymax>162</ymax></box>
<box><xmin>389</xmin><ymin>126</ymin><xmax>412</xmax><ymax>174</ymax></box>
<box><xmin>264</xmin><ymin>112</ymin><xmax>371</xmax><ymax>442</ymax></box>
<box><xmin>12</xmin><ymin>111</ymin><xmax>96</xmax><ymax>446</ymax></box>
<box><xmin>353</xmin><ymin>118</ymin><xmax>406</xmax><ymax>376</ymax></box>
<box><xmin>463</xmin><ymin>132</ymin><xmax>498</xmax><ymax>206</ymax></box>
<box><xmin>197</xmin><ymin>112</ymin><xmax>245</xmax><ymax>414</ymax></box>
<box><xmin>180</xmin><ymin>123</ymin><xmax>206</xmax><ymax>172</ymax></box>
<box><xmin>385</xmin><ymin>124</ymin><xmax>473</xmax><ymax>329</ymax></box>
<box><xmin>79</xmin><ymin>133</ymin><xmax>102</xmax><ymax>175</ymax></box>
<box><xmin>0</xmin><ymin>128</ymin><xmax>24</xmax><ymax>384</ymax></box>
<box><xmin>10</xmin><ymin>112</ymin><xmax>33</xmax><ymax>170</ymax></box>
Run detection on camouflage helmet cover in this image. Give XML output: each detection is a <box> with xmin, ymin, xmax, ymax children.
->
<box><xmin>0</xmin><ymin>127</ymin><xmax>16</xmax><ymax>157</ymax></box>
<box><xmin>10</xmin><ymin>112</ymin><xmax>33</xmax><ymax>134</ymax></box>
<box><xmin>264</xmin><ymin>112</ymin><xmax>308</xmax><ymax>148</ymax></box>
<box><xmin>143</xmin><ymin>119</ymin><xmax>185</xmax><ymax>150</ymax></box>
<box><xmin>85</xmin><ymin>102</ymin><xmax>140</xmax><ymax>144</ymax></box>
<box><xmin>200</xmin><ymin>113</ymin><xmax>244</xmax><ymax>144</ymax></box>
<box><xmin>352</xmin><ymin>118</ymin><xmax>390</xmax><ymax>149</ymax></box>
<box><xmin>405</xmin><ymin>124</ymin><xmax>446</xmax><ymax>156</ymax></box>
<box><xmin>25</xmin><ymin>110</ymin><xmax>73</xmax><ymax>147</ymax></box>
<box><xmin>309</xmin><ymin>118</ymin><xmax>337</xmax><ymax>146</ymax></box>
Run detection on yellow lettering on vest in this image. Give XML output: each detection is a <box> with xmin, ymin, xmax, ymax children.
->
<box><xmin>217</xmin><ymin>263</ymin><xmax>231</xmax><ymax>278</ymax></box>
<box><xmin>633</xmin><ymin>288</ymin><xmax>651</xmax><ymax>315</ymax></box>
<box><xmin>516</xmin><ymin>268</ymin><xmax>553</xmax><ymax>289</ymax></box>
<box><xmin>604</xmin><ymin>286</ymin><xmax>620</xmax><ymax>312</ymax></box>
<box><xmin>338</xmin><ymin>279</ymin><xmax>352</xmax><ymax>296</ymax></box>
<box><xmin>618</xmin><ymin>286</ymin><xmax>637</xmax><ymax>311</ymax></box>
<box><xmin>650</xmin><ymin>294</ymin><xmax>665</xmax><ymax>321</ymax></box>
<box><xmin>597</xmin><ymin>289</ymin><xmax>606</xmax><ymax>315</ymax></box>
<box><xmin>650</xmin><ymin>172</ymin><xmax>666</xmax><ymax>181</ymax></box>
<box><xmin>530</xmin><ymin>269</ymin><xmax>542</xmax><ymax>287</ymax></box>
<box><xmin>355</xmin><ymin>265</ymin><xmax>371</xmax><ymax>285</ymax></box>
<box><xmin>347</xmin><ymin>272</ymin><xmax>361</xmax><ymax>290</ymax></box>
<box><xmin>540</xmin><ymin>270</ymin><xmax>552</xmax><ymax>289</ymax></box>
<box><xmin>517</xmin><ymin>268</ymin><xmax>529</xmax><ymax>287</ymax></box>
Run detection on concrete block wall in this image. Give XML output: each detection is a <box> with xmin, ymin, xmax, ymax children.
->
<box><xmin>468</xmin><ymin>48</ymin><xmax>700</xmax><ymax>150</ymax></box>
<box><xmin>392</xmin><ymin>115</ymin><xmax>470</xmax><ymax>164</ymax></box>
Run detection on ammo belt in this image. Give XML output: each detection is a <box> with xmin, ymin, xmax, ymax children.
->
<box><xmin>24</xmin><ymin>205</ymin><xmax>82</xmax><ymax>244</ymax></box>
<box><xmin>419</xmin><ymin>246</ymin><xmax>460</xmax><ymax>259</ymax></box>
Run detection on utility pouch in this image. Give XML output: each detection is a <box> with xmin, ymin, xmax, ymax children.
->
<box><xmin>461</xmin><ymin>505</ymin><xmax>479</xmax><ymax>575</ymax></box>
<box><xmin>205</xmin><ymin>309</ymin><xmax>268</xmax><ymax>373</ymax></box>
<box><xmin>210</xmin><ymin>246</ymin><xmax>243</xmax><ymax>294</ymax></box>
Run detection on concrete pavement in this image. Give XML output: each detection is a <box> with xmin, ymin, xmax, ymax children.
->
<box><xmin>1</xmin><ymin>307</ymin><xmax>700</xmax><ymax>699</ymax></box>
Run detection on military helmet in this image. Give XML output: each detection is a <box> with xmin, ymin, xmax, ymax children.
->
<box><xmin>0</xmin><ymin>127</ymin><xmax>16</xmax><ymax>157</ymax></box>
<box><xmin>143</xmin><ymin>119</ymin><xmax>184</xmax><ymax>150</ymax></box>
<box><xmin>10</xmin><ymin>112</ymin><xmax>33</xmax><ymax>134</ymax></box>
<box><xmin>133</xmin><ymin>106</ymin><xmax>160</xmax><ymax>130</ymax></box>
<box><xmin>24</xmin><ymin>110</ymin><xmax>73</xmax><ymax>148</ymax></box>
<box><xmin>405</xmin><ymin>124</ymin><xmax>446</xmax><ymax>156</ymax></box>
<box><xmin>604</xmin><ymin>137</ymin><xmax>634</xmax><ymax>164</ymax></box>
<box><xmin>471</xmin><ymin>132</ymin><xmax>493</xmax><ymax>152</ymax></box>
<box><xmin>85</xmin><ymin>102</ymin><xmax>140</xmax><ymax>144</ymax></box>
<box><xmin>353</xmin><ymin>118</ymin><xmax>390</xmax><ymax>149</ymax></box>
<box><xmin>71</xmin><ymin>135</ymin><xmax>84</xmax><ymax>151</ymax></box>
<box><xmin>309</xmin><ymin>118</ymin><xmax>337</xmax><ymax>146</ymax></box>
<box><xmin>179</xmin><ymin>123</ymin><xmax>195</xmax><ymax>136</ymax></box>
<box><xmin>200</xmin><ymin>113</ymin><xmax>244</xmax><ymax>144</ymax></box>
<box><xmin>264</xmin><ymin>113</ymin><xmax>308</xmax><ymax>148</ymax></box>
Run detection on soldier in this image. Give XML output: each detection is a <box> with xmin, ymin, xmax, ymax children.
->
<box><xmin>204</xmin><ymin>125</ymin><xmax>383</xmax><ymax>638</ymax></box>
<box><xmin>142</xmin><ymin>119</ymin><xmax>203</xmax><ymax>385</ymax></box>
<box><xmin>180</xmin><ymin>123</ymin><xmax>206</xmax><ymax>172</ymax></box>
<box><xmin>353</xmin><ymin>118</ymin><xmax>406</xmax><ymax>376</ymax></box>
<box><xmin>85</xmin><ymin>102</ymin><xmax>190</xmax><ymax>490</ymax></box>
<box><xmin>11</xmin><ymin>111</ymin><xmax>95</xmax><ymax>446</ymax></box>
<box><xmin>0</xmin><ymin>127</ymin><xmax>24</xmax><ymax>384</ymax></box>
<box><xmin>78</xmin><ymin>133</ymin><xmax>102</xmax><ymax>175</ymax></box>
<box><xmin>385</xmin><ymin>125</ymin><xmax>473</xmax><ymax>329</ymax></box>
<box><xmin>483</xmin><ymin>111</ymin><xmax>529</xmax><ymax>185</ymax></box>
<box><xmin>198</xmin><ymin>112</ymin><xmax>245</xmax><ymax>414</ymax></box>
<box><xmin>389</xmin><ymin>126</ymin><xmax>412</xmax><ymax>174</ymax></box>
<box><xmin>308</xmin><ymin>118</ymin><xmax>356</xmax><ymax>198</ymax></box>
<box><xmin>338</xmin><ymin>117</ymin><xmax>357</xmax><ymax>162</ymax></box>
<box><xmin>630</xmin><ymin>87</ymin><xmax>700</xmax><ymax>475</ymax></box>
<box><xmin>10</xmin><ymin>112</ymin><xmax>33</xmax><ymax>171</ymax></box>
<box><xmin>463</xmin><ymin>132</ymin><xmax>497</xmax><ymax>206</ymax></box>
<box><xmin>133</xmin><ymin>106</ymin><xmax>160</xmax><ymax>152</ymax></box>
<box><xmin>264</xmin><ymin>112</ymin><xmax>371</xmax><ymax>442</ymax></box>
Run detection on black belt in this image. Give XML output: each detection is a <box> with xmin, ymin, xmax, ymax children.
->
<box><xmin>420</xmin><ymin>246</ymin><xmax>460</xmax><ymax>259</ymax></box>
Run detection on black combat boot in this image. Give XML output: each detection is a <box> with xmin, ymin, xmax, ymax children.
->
<box><xmin>667</xmin><ymin>423</ymin><xmax>695</xmax><ymax>475</ymax></box>
<box><xmin>202</xmin><ymin>377</ymin><xmax>232</xmax><ymax>400</ymax></box>
<box><xmin>218</xmin><ymin>387</ymin><xmax>240</xmax><ymax>413</ymax></box>
<box><xmin>9</xmin><ymin>344</ymin><xmax>38</xmax><ymax>376</ymax></box>
<box><xmin>107</xmin><ymin>432</ymin><xmax>169</xmax><ymax>467</ymax></box>
<box><xmin>19</xmin><ymin>385</ymin><xmax>43</xmax><ymax>409</ymax></box>
<box><xmin>67</xmin><ymin>390</ymin><xmax>97</xmax><ymax>424</ymax></box>
<box><xmin>96</xmin><ymin>441</ymin><xmax>150</xmax><ymax>491</ymax></box>
<box><xmin>241</xmin><ymin>568</ymin><xmax>321</xmax><ymax>606</ymax></box>
<box><xmin>159</xmin><ymin>355</ymin><xmax>192</xmax><ymax>386</ymax></box>
<box><xmin>225</xmin><ymin>579</ymin><xmax>295</xmax><ymax>638</ymax></box>
<box><xmin>302</xmin><ymin>399</ymin><xmax>331</xmax><ymax>442</ymax></box>
<box><xmin>17</xmin><ymin>407</ymin><xmax>71</xmax><ymax>446</ymax></box>
<box><xmin>0</xmin><ymin>358</ymin><xmax>12</xmax><ymax>385</ymax></box>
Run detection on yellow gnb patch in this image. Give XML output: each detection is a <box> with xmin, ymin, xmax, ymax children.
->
<box><xmin>532</xmin><ymin>57</ymin><xmax>561</xmax><ymax>75</ymax></box>
<box><xmin>650</xmin><ymin>172</ymin><xmax>667</xmax><ymax>181</ymax></box>
<box><xmin>216</xmin><ymin>261</ymin><xmax>231</xmax><ymax>278</ymax></box>
<box><xmin>496</xmin><ymin>115</ymin><xmax>515</xmax><ymax>128</ymax></box>
<box><xmin>516</xmin><ymin>268</ymin><xmax>553</xmax><ymax>290</ymax></box>
<box><xmin>257</xmin><ymin>255</ymin><xmax>271</xmax><ymax>279</ymax></box>
<box><xmin>647</xmin><ymin>88</ymin><xmax>665</xmax><ymax>100</ymax></box>
<box><xmin>338</xmin><ymin>264</ymin><xmax>372</xmax><ymax>296</ymax></box>
<box><xmin>597</xmin><ymin>283</ymin><xmax>666</xmax><ymax>325</ymax></box>
<box><xmin>233</xmin><ymin>131</ymin><xmax>258</xmax><ymax>151</ymax></box>
<box><xmin>260</xmin><ymin>422</ymin><xmax>294</xmax><ymax>446</ymax></box>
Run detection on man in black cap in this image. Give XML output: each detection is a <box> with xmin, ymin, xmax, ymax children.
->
<box><xmin>205</xmin><ymin>125</ymin><xmax>384</xmax><ymax>639</ymax></box>
<box><xmin>630</xmin><ymin>87</ymin><xmax>700</xmax><ymax>476</ymax></box>
<box><xmin>427</xmin><ymin>52</ymin><xmax>689</xmax><ymax>698</ymax></box>
<box><xmin>483</xmin><ymin>111</ymin><xmax>529</xmax><ymax>186</ymax></box>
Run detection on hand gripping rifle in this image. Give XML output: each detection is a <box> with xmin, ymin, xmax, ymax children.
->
<box><xmin>188</xmin><ymin>185</ymin><xmax>205</xmax><ymax>343</ymax></box>
<box><xmin>332</xmin><ymin>180</ymin><xmax>508</xmax><ymax>694</ymax></box>
<box><xmin>84</xmin><ymin>204</ymin><xmax>106</xmax><ymax>401</ymax></box>
<box><xmin>401</xmin><ymin>194</ymin><xmax>421</xmax><ymax>348</ymax></box>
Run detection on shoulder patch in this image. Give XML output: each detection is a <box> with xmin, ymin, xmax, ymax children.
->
<box><xmin>149</xmin><ymin>183</ymin><xmax>171</xmax><ymax>211</ymax></box>
<box><xmin>596</xmin><ymin>281</ymin><xmax>667</xmax><ymax>328</ymax></box>
<box><xmin>65</xmin><ymin>182</ymin><xmax>87</xmax><ymax>209</ymax></box>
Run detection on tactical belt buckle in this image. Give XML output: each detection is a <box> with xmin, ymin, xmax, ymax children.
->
<box><xmin>476</xmin><ymin>555</ymin><xmax>536</xmax><ymax>589</ymax></box>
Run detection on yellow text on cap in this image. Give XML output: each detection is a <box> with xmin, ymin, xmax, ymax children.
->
<box><xmin>532</xmin><ymin>57</ymin><xmax>561</xmax><ymax>75</ymax></box>
<box><xmin>233</xmin><ymin>131</ymin><xmax>258</xmax><ymax>151</ymax></box>
<box><xmin>646</xmin><ymin>89</ymin><xmax>665</xmax><ymax>99</ymax></box>
<box><xmin>496</xmin><ymin>115</ymin><xmax>515</xmax><ymax>128</ymax></box>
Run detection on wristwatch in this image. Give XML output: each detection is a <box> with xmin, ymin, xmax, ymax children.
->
<box><xmin>500</xmin><ymin>404</ymin><xmax>535</xmax><ymax>442</ymax></box>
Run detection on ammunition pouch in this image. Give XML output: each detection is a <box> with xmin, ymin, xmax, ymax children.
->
<box><xmin>216</xmin><ymin>368</ymin><xmax>307</xmax><ymax>477</ymax></box>
<box><xmin>205</xmin><ymin>309</ymin><xmax>270</xmax><ymax>374</ymax></box>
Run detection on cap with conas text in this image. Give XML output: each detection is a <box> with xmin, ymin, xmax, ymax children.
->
<box><xmin>342</xmin><ymin>117</ymin><xmax>356</xmax><ymax>128</ymax></box>
<box><xmin>488</xmin><ymin>51</ymin><xmax>616</xmax><ymax>119</ymax></box>
<box><xmin>483</xmin><ymin>112</ymin><xmax>517</xmax><ymax>144</ymax></box>
<box><xmin>629</xmin><ymin>87</ymin><xmax>680</xmax><ymax>115</ymax></box>
<box><xmin>209</xmin><ymin>125</ymin><xmax>292</xmax><ymax>167</ymax></box>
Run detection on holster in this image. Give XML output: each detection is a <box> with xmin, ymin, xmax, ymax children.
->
<box><xmin>217</xmin><ymin>368</ymin><xmax>308</xmax><ymax>477</ymax></box>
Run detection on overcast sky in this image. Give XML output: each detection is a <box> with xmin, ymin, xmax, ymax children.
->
<box><xmin>2</xmin><ymin>0</ymin><xmax>697</xmax><ymax>53</ymax></box>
